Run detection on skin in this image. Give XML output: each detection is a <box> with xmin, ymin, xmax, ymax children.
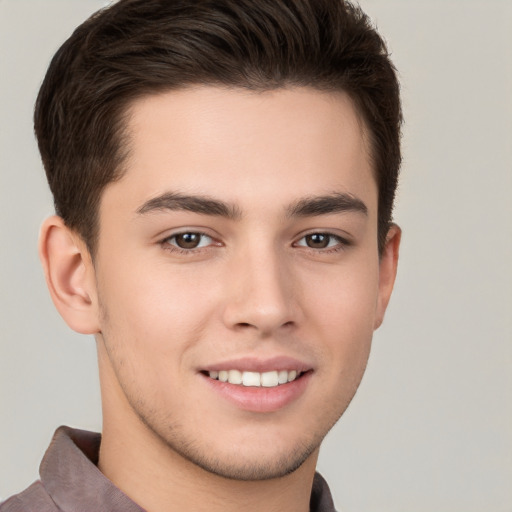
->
<box><xmin>40</xmin><ymin>86</ymin><xmax>400</xmax><ymax>512</ymax></box>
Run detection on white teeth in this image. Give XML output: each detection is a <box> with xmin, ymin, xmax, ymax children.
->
<box><xmin>278</xmin><ymin>370</ymin><xmax>288</xmax><ymax>384</ymax></box>
<box><xmin>228</xmin><ymin>369</ymin><xmax>243</xmax><ymax>385</ymax></box>
<box><xmin>261</xmin><ymin>371</ymin><xmax>279</xmax><ymax>387</ymax></box>
<box><xmin>242</xmin><ymin>371</ymin><xmax>261</xmax><ymax>387</ymax></box>
<box><xmin>287</xmin><ymin>370</ymin><xmax>297</xmax><ymax>382</ymax></box>
<box><xmin>208</xmin><ymin>369</ymin><xmax>302</xmax><ymax>387</ymax></box>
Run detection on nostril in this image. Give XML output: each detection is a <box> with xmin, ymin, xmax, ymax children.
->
<box><xmin>234</xmin><ymin>320</ymin><xmax>294</xmax><ymax>331</ymax></box>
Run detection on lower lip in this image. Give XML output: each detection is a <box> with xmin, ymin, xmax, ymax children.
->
<box><xmin>201</xmin><ymin>372</ymin><xmax>312</xmax><ymax>413</ymax></box>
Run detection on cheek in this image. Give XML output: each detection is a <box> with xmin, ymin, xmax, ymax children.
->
<box><xmin>95</xmin><ymin>262</ymin><xmax>218</xmax><ymax>382</ymax></box>
<box><xmin>303</xmin><ymin>257</ymin><xmax>379</xmax><ymax>369</ymax></box>
<box><xmin>307</xmin><ymin>256</ymin><xmax>380</xmax><ymax>327</ymax></box>
<box><xmin>95</xmin><ymin>266</ymin><xmax>206</xmax><ymax>413</ymax></box>
<box><xmin>99</xmin><ymin>257</ymin><xmax>216</xmax><ymax>328</ymax></box>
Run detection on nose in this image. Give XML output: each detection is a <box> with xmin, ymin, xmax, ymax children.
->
<box><xmin>221</xmin><ymin>247</ymin><xmax>298</xmax><ymax>335</ymax></box>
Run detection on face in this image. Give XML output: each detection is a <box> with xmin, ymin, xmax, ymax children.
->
<box><xmin>92</xmin><ymin>86</ymin><xmax>397</xmax><ymax>480</ymax></box>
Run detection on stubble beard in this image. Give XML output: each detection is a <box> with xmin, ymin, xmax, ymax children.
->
<box><xmin>101</xmin><ymin>344</ymin><xmax>361</xmax><ymax>482</ymax></box>
<box><xmin>132</xmin><ymin>401</ymin><xmax>323</xmax><ymax>481</ymax></box>
<box><xmin>97</xmin><ymin>300</ymin><xmax>366</xmax><ymax>482</ymax></box>
<box><xmin>125</xmin><ymin>382</ymin><xmax>355</xmax><ymax>482</ymax></box>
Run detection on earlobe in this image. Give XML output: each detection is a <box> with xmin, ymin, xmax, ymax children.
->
<box><xmin>374</xmin><ymin>223</ymin><xmax>401</xmax><ymax>330</ymax></box>
<box><xmin>39</xmin><ymin>216</ymin><xmax>100</xmax><ymax>334</ymax></box>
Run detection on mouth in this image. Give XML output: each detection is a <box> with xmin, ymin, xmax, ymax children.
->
<box><xmin>204</xmin><ymin>369</ymin><xmax>305</xmax><ymax>388</ymax></box>
<box><xmin>199</xmin><ymin>357</ymin><xmax>313</xmax><ymax>412</ymax></box>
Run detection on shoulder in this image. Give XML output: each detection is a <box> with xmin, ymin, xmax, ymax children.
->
<box><xmin>0</xmin><ymin>481</ymin><xmax>59</xmax><ymax>512</ymax></box>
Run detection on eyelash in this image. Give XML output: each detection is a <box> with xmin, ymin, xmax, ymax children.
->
<box><xmin>160</xmin><ymin>231</ymin><xmax>218</xmax><ymax>255</ymax></box>
<box><xmin>159</xmin><ymin>231</ymin><xmax>350</xmax><ymax>255</ymax></box>
<box><xmin>293</xmin><ymin>233</ymin><xmax>350</xmax><ymax>253</ymax></box>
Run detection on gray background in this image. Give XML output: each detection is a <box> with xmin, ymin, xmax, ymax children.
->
<box><xmin>1</xmin><ymin>1</ymin><xmax>511</xmax><ymax>511</ymax></box>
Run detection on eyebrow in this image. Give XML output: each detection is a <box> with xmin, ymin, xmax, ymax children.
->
<box><xmin>286</xmin><ymin>192</ymin><xmax>368</xmax><ymax>217</ymax></box>
<box><xmin>136</xmin><ymin>192</ymin><xmax>242</xmax><ymax>219</ymax></box>
<box><xmin>136</xmin><ymin>191</ymin><xmax>367</xmax><ymax>219</ymax></box>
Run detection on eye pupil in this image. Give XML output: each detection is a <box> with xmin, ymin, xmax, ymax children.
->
<box><xmin>306</xmin><ymin>234</ymin><xmax>329</xmax><ymax>248</ymax></box>
<box><xmin>175</xmin><ymin>233</ymin><xmax>201</xmax><ymax>249</ymax></box>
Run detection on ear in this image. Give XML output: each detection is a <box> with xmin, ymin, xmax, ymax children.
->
<box><xmin>39</xmin><ymin>216</ymin><xmax>100</xmax><ymax>334</ymax></box>
<box><xmin>374</xmin><ymin>223</ymin><xmax>401</xmax><ymax>330</ymax></box>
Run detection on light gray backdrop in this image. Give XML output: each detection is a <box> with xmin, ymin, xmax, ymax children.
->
<box><xmin>1</xmin><ymin>1</ymin><xmax>511</xmax><ymax>511</ymax></box>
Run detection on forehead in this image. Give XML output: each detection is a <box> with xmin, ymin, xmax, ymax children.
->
<box><xmin>106</xmin><ymin>86</ymin><xmax>376</xmax><ymax>216</ymax></box>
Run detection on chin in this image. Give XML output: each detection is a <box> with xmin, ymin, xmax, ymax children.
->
<box><xmin>167</xmin><ymin>437</ymin><xmax>319</xmax><ymax>481</ymax></box>
<box><xmin>139</xmin><ymin>409</ymin><xmax>323</xmax><ymax>481</ymax></box>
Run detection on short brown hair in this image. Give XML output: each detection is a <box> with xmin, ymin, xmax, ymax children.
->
<box><xmin>34</xmin><ymin>0</ymin><xmax>402</xmax><ymax>254</ymax></box>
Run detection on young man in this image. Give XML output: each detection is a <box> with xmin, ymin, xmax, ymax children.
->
<box><xmin>1</xmin><ymin>1</ymin><xmax>401</xmax><ymax>511</ymax></box>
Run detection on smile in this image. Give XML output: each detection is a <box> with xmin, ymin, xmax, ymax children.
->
<box><xmin>201</xmin><ymin>361</ymin><xmax>312</xmax><ymax>412</ymax></box>
<box><xmin>207</xmin><ymin>369</ymin><xmax>302</xmax><ymax>387</ymax></box>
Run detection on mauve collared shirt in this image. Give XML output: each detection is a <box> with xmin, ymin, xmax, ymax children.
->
<box><xmin>1</xmin><ymin>426</ymin><xmax>337</xmax><ymax>512</ymax></box>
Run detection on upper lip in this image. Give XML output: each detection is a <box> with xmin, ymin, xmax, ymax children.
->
<box><xmin>200</xmin><ymin>356</ymin><xmax>313</xmax><ymax>373</ymax></box>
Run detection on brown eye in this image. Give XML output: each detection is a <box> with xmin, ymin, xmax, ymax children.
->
<box><xmin>295</xmin><ymin>233</ymin><xmax>346</xmax><ymax>251</ymax></box>
<box><xmin>167</xmin><ymin>232</ymin><xmax>213</xmax><ymax>250</ymax></box>
<box><xmin>305</xmin><ymin>233</ymin><xmax>330</xmax><ymax>248</ymax></box>
<box><xmin>175</xmin><ymin>233</ymin><xmax>201</xmax><ymax>248</ymax></box>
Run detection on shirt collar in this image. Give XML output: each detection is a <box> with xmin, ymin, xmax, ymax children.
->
<box><xmin>40</xmin><ymin>426</ymin><xmax>145</xmax><ymax>512</ymax></box>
